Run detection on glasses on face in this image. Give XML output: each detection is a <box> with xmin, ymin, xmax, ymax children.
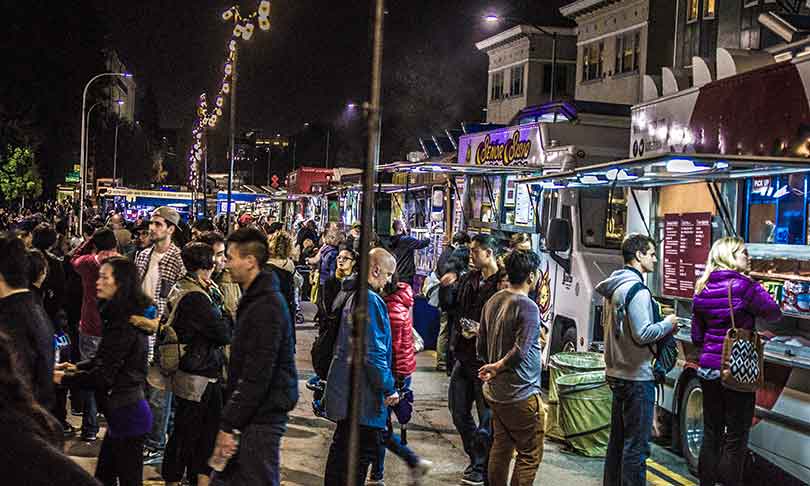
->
<box><xmin>337</xmin><ymin>256</ymin><xmax>354</xmax><ymax>262</ymax></box>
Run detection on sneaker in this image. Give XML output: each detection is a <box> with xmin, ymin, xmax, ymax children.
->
<box><xmin>80</xmin><ymin>433</ymin><xmax>97</xmax><ymax>442</ymax></box>
<box><xmin>460</xmin><ymin>470</ymin><xmax>485</xmax><ymax>486</ymax></box>
<box><xmin>410</xmin><ymin>459</ymin><xmax>432</xmax><ymax>485</ymax></box>
<box><xmin>435</xmin><ymin>364</ymin><xmax>446</xmax><ymax>372</ymax></box>
<box><xmin>366</xmin><ymin>480</ymin><xmax>385</xmax><ymax>486</ymax></box>
<box><xmin>143</xmin><ymin>449</ymin><xmax>164</xmax><ymax>465</ymax></box>
<box><xmin>70</xmin><ymin>409</ymin><xmax>84</xmax><ymax>417</ymax></box>
<box><xmin>62</xmin><ymin>423</ymin><xmax>76</xmax><ymax>437</ymax></box>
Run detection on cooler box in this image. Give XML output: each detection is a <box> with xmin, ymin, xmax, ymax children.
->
<box><xmin>413</xmin><ymin>295</ymin><xmax>440</xmax><ymax>350</ymax></box>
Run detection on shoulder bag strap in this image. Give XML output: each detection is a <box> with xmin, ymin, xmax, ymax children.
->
<box><xmin>727</xmin><ymin>283</ymin><xmax>736</xmax><ymax>330</ymax></box>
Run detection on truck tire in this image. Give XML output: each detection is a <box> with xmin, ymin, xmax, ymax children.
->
<box><xmin>561</xmin><ymin>327</ymin><xmax>577</xmax><ymax>353</ymax></box>
<box><xmin>679</xmin><ymin>376</ymin><xmax>703</xmax><ymax>474</ymax></box>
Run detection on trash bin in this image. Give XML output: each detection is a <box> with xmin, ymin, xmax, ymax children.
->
<box><xmin>547</xmin><ymin>352</ymin><xmax>605</xmax><ymax>440</ymax></box>
<box><xmin>557</xmin><ymin>371</ymin><xmax>612</xmax><ymax>457</ymax></box>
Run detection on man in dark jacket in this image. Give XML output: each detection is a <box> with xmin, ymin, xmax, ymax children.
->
<box><xmin>389</xmin><ymin>219</ymin><xmax>431</xmax><ymax>289</ymax></box>
<box><xmin>446</xmin><ymin>234</ymin><xmax>500</xmax><ymax>486</ymax></box>
<box><xmin>211</xmin><ymin>227</ymin><xmax>298</xmax><ymax>486</ymax></box>
<box><xmin>0</xmin><ymin>232</ymin><xmax>54</xmax><ymax>409</ymax></box>
<box><xmin>435</xmin><ymin>231</ymin><xmax>470</xmax><ymax>371</ymax></box>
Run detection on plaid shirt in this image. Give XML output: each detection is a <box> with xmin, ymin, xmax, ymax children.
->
<box><xmin>135</xmin><ymin>243</ymin><xmax>186</xmax><ymax>321</ymax></box>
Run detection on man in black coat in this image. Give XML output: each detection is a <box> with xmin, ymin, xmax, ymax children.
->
<box><xmin>388</xmin><ymin>219</ymin><xmax>431</xmax><ymax>289</ymax></box>
<box><xmin>211</xmin><ymin>227</ymin><xmax>298</xmax><ymax>486</ymax></box>
<box><xmin>0</xmin><ymin>232</ymin><xmax>54</xmax><ymax>409</ymax></box>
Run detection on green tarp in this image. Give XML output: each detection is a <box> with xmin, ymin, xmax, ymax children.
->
<box><xmin>557</xmin><ymin>371</ymin><xmax>612</xmax><ymax>457</ymax></box>
<box><xmin>547</xmin><ymin>352</ymin><xmax>605</xmax><ymax>440</ymax></box>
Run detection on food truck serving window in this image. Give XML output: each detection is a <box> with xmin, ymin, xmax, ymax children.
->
<box><xmin>579</xmin><ymin>188</ymin><xmax>627</xmax><ymax>250</ymax></box>
<box><xmin>745</xmin><ymin>173</ymin><xmax>810</xmax><ymax>245</ymax></box>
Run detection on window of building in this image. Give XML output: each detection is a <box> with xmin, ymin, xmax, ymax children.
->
<box><xmin>491</xmin><ymin>70</ymin><xmax>504</xmax><ymax>100</ymax></box>
<box><xmin>582</xmin><ymin>42</ymin><xmax>604</xmax><ymax>82</ymax></box>
<box><xmin>510</xmin><ymin>65</ymin><xmax>524</xmax><ymax>96</ymax></box>
<box><xmin>741</xmin><ymin>2</ymin><xmax>761</xmax><ymax>49</ymax></box>
<box><xmin>704</xmin><ymin>0</ymin><xmax>716</xmax><ymax>17</ymax></box>
<box><xmin>615</xmin><ymin>31</ymin><xmax>641</xmax><ymax>74</ymax></box>
<box><xmin>687</xmin><ymin>0</ymin><xmax>699</xmax><ymax>21</ymax></box>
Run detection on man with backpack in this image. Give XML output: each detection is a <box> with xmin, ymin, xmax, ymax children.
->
<box><xmin>595</xmin><ymin>234</ymin><xmax>679</xmax><ymax>486</ymax></box>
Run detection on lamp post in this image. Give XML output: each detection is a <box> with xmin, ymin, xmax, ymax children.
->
<box><xmin>79</xmin><ymin>72</ymin><xmax>132</xmax><ymax>233</ymax></box>
<box><xmin>485</xmin><ymin>14</ymin><xmax>558</xmax><ymax>102</ymax></box>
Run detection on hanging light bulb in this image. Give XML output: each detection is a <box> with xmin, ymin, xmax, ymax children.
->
<box><xmin>196</xmin><ymin>131</ymin><xmax>203</xmax><ymax>139</ymax></box>
<box><xmin>259</xmin><ymin>1</ymin><xmax>271</xmax><ymax>17</ymax></box>
<box><xmin>224</xmin><ymin>63</ymin><xmax>233</xmax><ymax>75</ymax></box>
<box><xmin>223</xmin><ymin>82</ymin><xmax>230</xmax><ymax>94</ymax></box>
<box><xmin>216</xmin><ymin>108</ymin><xmax>223</xmax><ymax>116</ymax></box>
<box><xmin>216</xmin><ymin>96</ymin><xmax>224</xmax><ymax>107</ymax></box>
<box><xmin>222</xmin><ymin>9</ymin><xmax>234</xmax><ymax>21</ymax></box>
<box><xmin>259</xmin><ymin>16</ymin><xmax>271</xmax><ymax>31</ymax></box>
<box><xmin>243</xmin><ymin>22</ymin><xmax>255</xmax><ymax>40</ymax></box>
<box><xmin>229</xmin><ymin>40</ymin><xmax>237</xmax><ymax>51</ymax></box>
<box><xmin>233</xmin><ymin>24</ymin><xmax>244</xmax><ymax>38</ymax></box>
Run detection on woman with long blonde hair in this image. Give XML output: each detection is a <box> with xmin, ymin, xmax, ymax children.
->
<box><xmin>691</xmin><ymin>236</ymin><xmax>781</xmax><ymax>486</ymax></box>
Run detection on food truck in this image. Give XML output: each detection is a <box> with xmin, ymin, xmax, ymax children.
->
<box><xmin>521</xmin><ymin>49</ymin><xmax>810</xmax><ymax>481</ymax></box>
<box><xmin>382</xmin><ymin>100</ymin><xmax>630</xmax><ymax>358</ymax></box>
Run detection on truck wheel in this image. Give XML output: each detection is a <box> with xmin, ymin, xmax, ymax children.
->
<box><xmin>679</xmin><ymin>376</ymin><xmax>703</xmax><ymax>474</ymax></box>
<box><xmin>561</xmin><ymin>327</ymin><xmax>577</xmax><ymax>353</ymax></box>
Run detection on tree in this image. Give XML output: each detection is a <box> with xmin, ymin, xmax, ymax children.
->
<box><xmin>0</xmin><ymin>145</ymin><xmax>43</xmax><ymax>207</ymax></box>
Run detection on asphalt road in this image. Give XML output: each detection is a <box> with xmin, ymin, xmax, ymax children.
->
<box><xmin>64</xmin><ymin>301</ymin><xmax>701</xmax><ymax>485</ymax></box>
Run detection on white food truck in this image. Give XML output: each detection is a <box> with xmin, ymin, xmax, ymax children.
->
<box><xmin>381</xmin><ymin>100</ymin><xmax>631</xmax><ymax>364</ymax></box>
<box><xmin>523</xmin><ymin>48</ymin><xmax>810</xmax><ymax>481</ymax></box>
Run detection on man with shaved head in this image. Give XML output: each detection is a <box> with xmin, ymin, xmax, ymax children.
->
<box><xmin>323</xmin><ymin>248</ymin><xmax>400</xmax><ymax>485</ymax></box>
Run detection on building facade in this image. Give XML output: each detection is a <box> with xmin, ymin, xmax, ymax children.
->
<box><xmin>104</xmin><ymin>49</ymin><xmax>136</xmax><ymax>122</ymax></box>
<box><xmin>477</xmin><ymin>25</ymin><xmax>578</xmax><ymax>124</ymax></box>
<box><xmin>673</xmin><ymin>0</ymin><xmax>810</xmax><ymax>75</ymax></box>
<box><xmin>561</xmin><ymin>0</ymin><xmax>676</xmax><ymax>105</ymax></box>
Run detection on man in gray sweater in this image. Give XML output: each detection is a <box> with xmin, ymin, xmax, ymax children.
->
<box><xmin>595</xmin><ymin>234</ymin><xmax>677</xmax><ymax>486</ymax></box>
<box><xmin>477</xmin><ymin>250</ymin><xmax>545</xmax><ymax>486</ymax></box>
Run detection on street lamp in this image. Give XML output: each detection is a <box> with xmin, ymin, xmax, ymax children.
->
<box><xmin>112</xmin><ymin>99</ymin><xmax>125</xmax><ymax>187</ymax></box>
<box><xmin>85</xmin><ymin>100</ymin><xmax>124</xmax><ymax>187</ymax></box>
<box><xmin>485</xmin><ymin>14</ymin><xmax>559</xmax><ymax>102</ymax></box>
<box><xmin>79</xmin><ymin>72</ymin><xmax>132</xmax><ymax>233</ymax></box>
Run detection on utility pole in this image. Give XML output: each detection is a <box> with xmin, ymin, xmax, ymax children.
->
<box><xmin>226</xmin><ymin>49</ymin><xmax>238</xmax><ymax>233</ymax></box>
<box><xmin>347</xmin><ymin>0</ymin><xmax>384</xmax><ymax>484</ymax></box>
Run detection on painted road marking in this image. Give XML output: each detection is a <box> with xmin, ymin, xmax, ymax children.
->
<box><xmin>647</xmin><ymin>459</ymin><xmax>697</xmax><ymax>486</ymax></box>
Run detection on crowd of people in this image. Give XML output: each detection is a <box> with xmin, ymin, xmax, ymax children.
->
<box><xmin>0</xmin><ymin>197</ymin><xmax>782</xmax><ymax>486</ymax></box>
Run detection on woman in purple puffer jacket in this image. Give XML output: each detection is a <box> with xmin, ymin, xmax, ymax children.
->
<box><xmin>691</xmin><ymin>237</ymin><xmax>782</xmax><ymax>486</ymax></box>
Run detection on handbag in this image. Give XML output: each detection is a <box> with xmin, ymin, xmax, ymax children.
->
<box><xmin>720</xmin><ymin>283</ymin><xmax>764</xmax><ymax>392</ymax></box>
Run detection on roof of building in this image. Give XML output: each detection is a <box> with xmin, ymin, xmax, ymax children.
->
<box><xmin>560</xmin><ymin>0</ymin><xmax>624</xmax><ymax>18</ymax></box>
<box><xmin>476</xmin><ymin>24</ymin><xmax>576</xmax><ymax>51</ymax></box>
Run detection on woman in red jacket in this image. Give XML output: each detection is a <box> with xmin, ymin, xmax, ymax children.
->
<box><xmin>367</xmin><ymin>275</ymin><xmax>431</xmax><ymax>485</ymax></box>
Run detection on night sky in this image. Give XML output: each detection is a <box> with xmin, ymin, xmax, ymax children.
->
<box><xmin>1</xmin><ymin>0</ymin><xmax>572</xmax><ymax>190</ymax></box>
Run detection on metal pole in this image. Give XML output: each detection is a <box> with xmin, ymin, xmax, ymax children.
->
<box><xmin>203</xmin><ymin>129</ymin><xmax>209</xmax><ymax>218</ymax></box>
<box><xmin>226</xmin><ymin>49</ymin><xmax>238</xmax><ymax>234</ymax></box>
<box><xmin>347</xmin><ymin>0</ymin><xmax>384</xmax><ymax>484</ymax></box>
<box><xmin>550</xmin><ymin>32</ymin><xmax>557</xmax><ymax>101</ymax></box>
<box><xmin>291</xmin><ymin>137</ymin><xmax>297</xmax><ymax>171</ymax></box>
<box><xmin>112</xmin><ymin>120</ymin><xmax>120</xmax><ymax>187</ymax></box>
<box><xmin>267</xmin><ymin>149</ymin><xmax>272</xmax><ymax>186</ymax></box>
<box><xmin>79</xmin><ymin>72</ymin><xmax>130</xmax><ymax>234</ymax></box>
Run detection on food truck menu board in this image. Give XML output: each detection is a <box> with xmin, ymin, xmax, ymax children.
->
<box><xmin>663</xmin><ymin>212</ymin><xmax>712</xmax><ymax>298</ymax></box>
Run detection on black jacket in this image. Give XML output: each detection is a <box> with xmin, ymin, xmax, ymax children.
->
<box><xmin>174</xmin><ymin>291</ymin><xmax>231</xmax><ymax>379</ymax></box>
<box><xmin>449</xmin><ymin>269</ymin><xmax>500</xmax><ymax>368</ymax></box>
<box><xmin>41</xmin><ymin>251</ymin><xmax>67</xmax><ymax>331</ymax></box>
<box><xmin>390</xmin><ymin>234</ymin><xmax>431</xmax><ymax>282</ymax></box>
<box><xmin>0</xmin><ymin>291</ymin><xmax>54</xmax><ymax>409</ymax></box>
<box><xmin>221</xmin><ymin>270</ymin><xmax>298</xmax><ymax>432</ymax></box>
<box><xmin>0</xmin><ymin>418</ymin><xmax>100</xmax><ymax>486</ymax></box>
<box><xmin>61</xmin><ymin>303</ymin><xmax>150</xmax><ymax>412</ymax></box>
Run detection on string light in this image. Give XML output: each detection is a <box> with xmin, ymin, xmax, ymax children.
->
<box><xmin>187</xmin><ymin>1</ymin><xmax>273</xmax><ymax>190</ymax></box>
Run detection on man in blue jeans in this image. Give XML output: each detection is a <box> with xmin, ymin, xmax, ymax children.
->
<box><xmin>595</xmin><ymin>234</ymin><xmax>678</xmax><ymax>486</ymax></box>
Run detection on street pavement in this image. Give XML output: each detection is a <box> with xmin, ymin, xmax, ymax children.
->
<box><xmin>64</xmin><ymin>302</ymin><xmax>698</xmax><ymax>485</ymax></box>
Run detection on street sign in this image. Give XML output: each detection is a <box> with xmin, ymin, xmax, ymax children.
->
<box><xmin>65</xmin><ymin>170</ymin><xmax>80</xmax><ymax>183</ymax></box>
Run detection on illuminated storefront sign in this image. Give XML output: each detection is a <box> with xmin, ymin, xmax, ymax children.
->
<box><xmin>457</xmin><ymin>124</ymin><xmax>544</xmax><ymax>167</ymax></box>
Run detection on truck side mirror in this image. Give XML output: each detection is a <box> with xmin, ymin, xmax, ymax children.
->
<box><xmin>547</xmin><ymin>218</ymin><xmax>572</xmax><ymax>252</ymax></box>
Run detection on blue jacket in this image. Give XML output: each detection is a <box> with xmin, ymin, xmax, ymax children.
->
<box><xmin>323</xmin><ymin>278</ymin><xmax>395</xmax><ymax>429</ymax></box>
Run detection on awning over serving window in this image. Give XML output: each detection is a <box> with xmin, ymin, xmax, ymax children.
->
<box><xmin>517</xmin><ymin>152</ymin><xmax>810</xmax><ymax>189</ymax></box>
<box><xmin>379</xmin><ymin>161</ymin><xmax>539</xmax><ymax>176</ymax></box>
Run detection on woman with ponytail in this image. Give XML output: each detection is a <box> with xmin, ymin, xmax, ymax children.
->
<box><xmin>691</xmin><ymin>237</ymin><xmax>782</xmax><ymax>486</ymax></box>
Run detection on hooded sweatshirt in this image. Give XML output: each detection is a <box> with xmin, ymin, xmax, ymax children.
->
<box><xmin>595</xmin><ymin>267</ymin><xmax>673</xmax><ymax>381</ymax></box>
